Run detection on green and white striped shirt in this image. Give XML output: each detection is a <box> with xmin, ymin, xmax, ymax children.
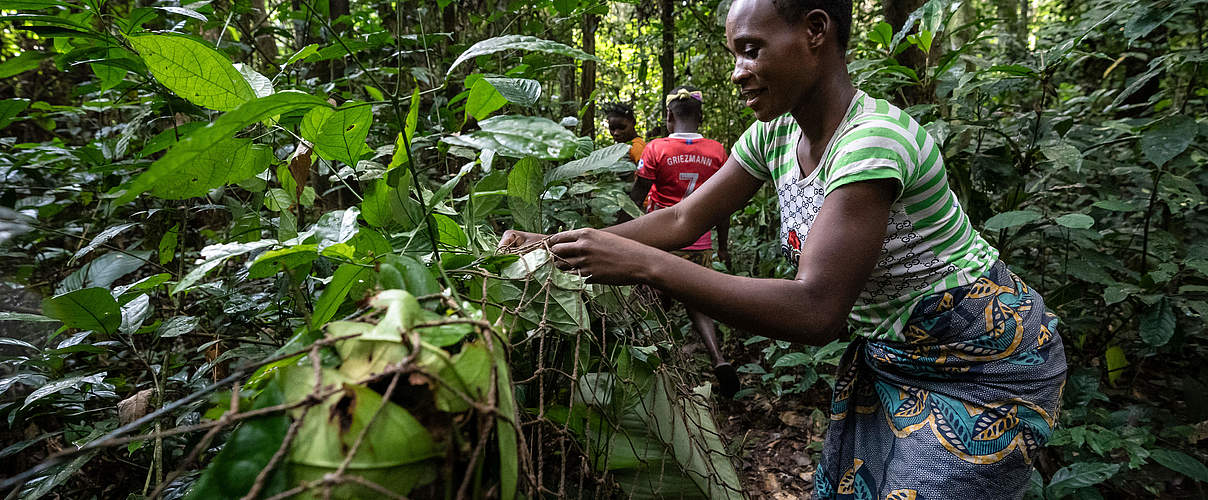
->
<box><xmin>732</xmin><ymin>90</ymin><xmax>999</xmax><ymax>341</ymax></box>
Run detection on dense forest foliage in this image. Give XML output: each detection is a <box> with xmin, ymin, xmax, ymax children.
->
<box><xmin>0</xmin><ymin>0</ymin><xmax>1205</xmax><ymax>498</ymax></box>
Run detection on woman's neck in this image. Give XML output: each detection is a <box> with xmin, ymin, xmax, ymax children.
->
<box><xmin>790</xmin><ymin>70</ymin><xmax>856</xmax><ymax>148</ymax></box>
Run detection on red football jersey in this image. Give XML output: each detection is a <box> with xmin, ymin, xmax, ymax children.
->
<box><xmin>635</xmin><ymin>134</ymin><xmax>727</xmax><ymax>250</ymax></box>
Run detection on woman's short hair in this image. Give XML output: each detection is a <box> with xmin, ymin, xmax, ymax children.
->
<box><xmin>771</xmin><ymin>0</ymin><xmax>853</xmax><ymax>51</ymax></box>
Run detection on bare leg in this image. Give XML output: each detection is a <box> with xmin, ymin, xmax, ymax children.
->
<box><xmin>686</xmin><ymin>305</ymin><xmax>739</xmax><ymax>397</ymax></box>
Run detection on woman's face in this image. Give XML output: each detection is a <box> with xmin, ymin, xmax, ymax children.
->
<box><xmin>607</xmin><ymin>116</ymin><xmax>637</xmax><ymax>143</ymax></box>
<box><xmin>725</xmin><ymin>0</ymin><xmax>817</xmax><ymax>121</ymax></box>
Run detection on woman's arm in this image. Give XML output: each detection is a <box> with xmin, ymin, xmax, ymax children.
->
<box><xmin>549</xmin><ymin>178</ymin><xmax>897</xmax><ymax>345</ymax></box>
<box><xmin>500</xmin><ymin>156</ymin><xmax>761</xmax><ymax>250</ymax></box>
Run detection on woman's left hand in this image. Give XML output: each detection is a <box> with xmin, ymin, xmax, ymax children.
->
<box><xmin>547</xmin><ymin>228</ymin><xmax>655</xmax><ymax>285</ymax></box>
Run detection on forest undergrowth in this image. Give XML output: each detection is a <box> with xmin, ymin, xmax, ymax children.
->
<box><xmin>0</xmin><ymin>0</ymin><xmax>1206</xmax><ymax>498</ymax></box>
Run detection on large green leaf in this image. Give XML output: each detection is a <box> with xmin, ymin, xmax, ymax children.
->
<box><xmin>983</xmin><ymin>210</ymin><xmax>1043</xmax><ymax>231</ymax></box>
<box><xmin>41</xmin><ymin>288</ymin><xmax>120</xmax><ymax>334</ymax></box>
<box><xmin>0</xmin><ymin>52</ymin><xmax>46</xmax><ymax>79</ymax></box>
<box><xmin>248</xmin><ymin>244</ymin><xmax>318</xmax><ymax>279</ymax></box>
<box><xmin>173</xmin><ymin>240</ymin><xmax>278</xmax><ymax>294</ymax></box>
<box><xmin>69</xmin><ymin>223</ymin><xmax>138</xmax><ymax>265</ymax></box>
<box><xmin>1047</xmin><ymin>462</ymin><xmax>1119</xmax><ymax>498</ymax></box>
<box><xmin>486</xmin><ymin>77</ymin><xmax>541</xmax><ymax>107</ymax></box>
<box><xmin>445</xmin><ymin>115</ymin><xmax>578</xmax><ymax>160</ymax></box>
<box><xmin>1055</xmin><ymin>213</ymin><xmax>1094</xmax><ymax>229</ymax></box>
<box><xmin>186</xmin><ymin>377</ymin><xmax>289</xmax><ymax>499</ymax></box>
<box><xmin>447</xmin><ymin>34</ymin><xmax>600</xmax><ymax>75</ymax></box>
<box><xmin>300</xmin><ymin>103</ymin><xmax>372</xmax><ymax>167</ymax></box>
<box><xmin>1141</xmin><ymin>114</ymin><xmax>1197</xmax><ymax>167</ymax></box>
<box><xmin>465</xmin><ymin>77</ymin><xmax>508</xmax><ymax>122</ymax></box>
<box><xmin>128</xmin><ymin>34</ymin><xmax>254</xmax><ymax>112</ymax></box>
<box><xmin>0</xmin><ymin>98</ymin><xmax>30</xmax><ymax>130</ymax></box>
<box><xmin>150</xmin><ymin>137</ymin><xmax>272</xmax><ymax>200</ymax></box>
<box><xmin>118</xmin><ymin>92</ymin><xmax>329</xmax><ymax>205</ymax></box>
<box><xmin>1139</xmin><ymin>297</ymin><xmax>1176</xmax><ymax>347</ymax></box>
<box><xmin>310</xmin><ymin>263</ymin><xmax>373</xmax><ymax>328</ymax></box>
<box><xmin>57</xmin><ymin>251</ymin><xmax>151</xmax><ymax>294</ymax></box>
<box><xmin>544</xmin><ymin>143</ymin><xmax>631</xmax><ymax>185</ymax></box>
<box><xmin>507</xmin><ymin>157</ymin><xmax>543</xmax><ymax>232</ymax></box>
<box><xmin>1150</xmin><ymin>448</ymin><xmax>1208</xmax><ymax>483</ymax></box>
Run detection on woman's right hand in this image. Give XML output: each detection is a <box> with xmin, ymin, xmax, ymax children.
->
<box><xmin>498</xmin><ymin>229</ymin><xmax>548</xmax><ymax>251</ymax></box>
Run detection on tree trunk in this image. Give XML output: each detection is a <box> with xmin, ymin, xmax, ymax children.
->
<box><xmin>659</xmin><ymin>0</ymin><xmax>675</xmax><ymax>120</ymax></box>
<box><xmin>579</xmin><ymin>13</ymin><xmax>598</xmax><ymax>138</ymax></box>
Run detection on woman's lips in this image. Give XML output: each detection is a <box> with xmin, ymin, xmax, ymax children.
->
<box><xmin>741</xmin><ymin>88</ymin><xmax>765</xmax><ymax>106</ymax></box>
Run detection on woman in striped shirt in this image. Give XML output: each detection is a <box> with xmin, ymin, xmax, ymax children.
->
<box><xmin>501</xmin><ymin>0</ymin><xmax>1066</xmax><ymax>497</ymax></box>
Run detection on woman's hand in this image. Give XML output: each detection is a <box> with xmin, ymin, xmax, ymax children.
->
<box><xmin>498</xmin><ymin>229</ymin><xmax>547</xmax><ymax>251</ymax></box>
<box><xmin>547</xmin><ymin>228</ymin><xmax>657</xmax><ymax>285</ymax></box>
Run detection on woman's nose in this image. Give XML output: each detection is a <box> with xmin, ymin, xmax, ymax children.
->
<box><xmin>730</xmin><ymin>62</ymin><xmax>751</xmax><ymax>85</ymax></box>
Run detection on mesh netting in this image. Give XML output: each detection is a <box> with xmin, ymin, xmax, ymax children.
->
<box><xmin>3</xmin><ymin>241</ymin><xmax>745</xmax><ymax>499</ymax></box>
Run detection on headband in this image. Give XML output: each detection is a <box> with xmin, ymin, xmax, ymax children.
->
<box><xmin>665</xmin><ymin>88</ymin><xmax>703</xmax><ymax>104</ymax></box>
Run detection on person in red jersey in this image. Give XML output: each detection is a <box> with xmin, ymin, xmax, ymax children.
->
<box><xmin>629</xmin><ymin>85</ymin><xmax>739</xmax><ymax>397</ymax></box>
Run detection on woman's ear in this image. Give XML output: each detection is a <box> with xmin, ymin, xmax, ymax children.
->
<box><xmin>802</xmin><ymin>9</ymin><xmax>831</xmax><ymax>50</ymax></box>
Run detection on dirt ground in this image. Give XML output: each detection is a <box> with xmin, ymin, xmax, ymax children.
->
<box><xmin>709</xmin><ymin>337</ymin><xmax>833</xmax><ymax>500</ymax></box>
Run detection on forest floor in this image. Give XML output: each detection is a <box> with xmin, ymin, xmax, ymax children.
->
<box><xmin>710</xmin><ymin>337</ymin><xmax>831</xmax><ymax>499</ymax></box>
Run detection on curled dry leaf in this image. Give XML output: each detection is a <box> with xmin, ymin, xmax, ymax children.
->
<box><xmin>118</xmin><ymin>388</ymin><xmax>154</xmax><ymax>425</ymax></box>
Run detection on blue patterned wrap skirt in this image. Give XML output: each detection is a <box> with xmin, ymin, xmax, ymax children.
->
<box><xmin>815</xmin><ymin>261</ymin><xmax>1068</xmax><ymax>500</ymax></box>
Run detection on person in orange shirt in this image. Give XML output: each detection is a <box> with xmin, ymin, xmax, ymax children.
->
<box><xmin>603</xmin><ymin>102</ymin><xmax>645</xmax><ymax>165</ymax></box>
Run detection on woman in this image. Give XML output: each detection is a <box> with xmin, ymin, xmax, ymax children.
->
<box><xmin>501</xmin><ymin>0</ymin><xmax>1067</xmax><ymax>497</ymax></box>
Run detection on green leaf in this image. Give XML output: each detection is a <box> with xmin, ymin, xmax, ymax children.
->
<box><xmin>284</xmin><ymin>43</ymin><xmax>318</xmax><ymax>66</ymax></box>
<box><xmin>128</xmin><ymin>34</ymin><xmax>254</xmax><ymax>112</ymax></box>
<box><xmin>0</xmin><ymin>312</ymin><xmax>57</xmax><ymax>322</ymax></box>
<box><xmin>486</xmin><ymin>77</ymin><xmax>541</xmax><ymax>107</ymax></box>
<box><xmin>1124</xmin><ymin>4</ymin><xmax>1181</xmax><ymax>42</ymax></box>
<box><xmin>300</xmin><ymin>103</ymin><xmax>372</xmax><ymax>167</ymax></box>
<box><xmin>156</xmin><ymin>315</ymin><xmax>199</xmax><ymax>338</ymax></box>
<box><xmin>151</xmin><ymin>137</ymin><xmax>273</xmax><ymax>200</ymax></box>
<box><xmin>507</xmin><ymin>157</ymin><xmax>544</xmax><ymax>232</ymax></box>
<box><xmin>69</xmin><ymin>223</ymin><xmax>138</xmax><ymax>265</ymax></box>
<box><xmin>158</xmin><ymin>223</ymin><xmax>179</xmax><ymax>265</ymax></box>
<box><xmin>186</xmin><ymin>376</ymin><xmax>288</xmax><ymax>499</ymax></box>
<box><xmin>118</xmin><ymin>92</ymin><xmax>329</xmax><ymax>205</ymax></box>
<box><xmin>0</xmin><ymin>52</ymin><xmax>46</xmax><ymax>79</ymax></box>
<box><xmin>773</xmin><ymin>352</ymin><xmax>810</xmax><ymax>369</ymax></box>
<box><xmin>42</xmin><ymin>288</ymin><xmax>120</xmax><ymax>334</ymax></box>
<box><xmin>1043</xmin><ymin>142</ymin><xmax>1083</xmax><ymax>172</ymax></box>
<box><xmin>1047</xmin><ymin>462</ymin><xmax>1119</xmax><ymax>498</ymax></box>
<box><xmin>248</xmin><ymin>244</ymin><xmax>318</xmax><ymax>279</ymax></box>
<box><xmin>58</xmin><ymin>251</ymin><xmax>151</xmax><ymax>293</ymax></box>
<box><xmin>433</xmin><ymin>213</ymin><xmax>468</xmax><ymax>248</ymax></box>
<box><xmin>139</xmin><ymin>122</ymin><xmax>205</xmax><ymax>157</ymax></box>
<box><xmin>984</xmin><ymin>210</ymin><xmax>1043</xmax><ymax>231</ymax></box>
<box><xmin>173</xmin><ymin>240</ymin><xmax>278</xmax><ymax>294</ymax></box>
<box><xmin>494</xmin><ymin>343</ymin><xmax>518</xmax><ymax>500</ymax></box>
<box><xmin>310</xmin><ymin>263</ymin><xmax>372</xmax><ymax>328</ymax></box>
<box><xmin>1055</xmin><ymin>213</ymin><xmax>1094</xmax><ymax>229</ymax></box>
<box><xmin>544</xmin><ymin>143</ymin><xmax>631</xmax><ymax>185</ymax></box>
<box><xmin>445</xmin><ymin>115</ymin><xmax>578</xmax><ymax>160</ymax></box>
<box><xmin>1150</xmin><ymin>448</ymin><xmax>1208</xmax><ymax>483</ymax></box>
<box><xmin>1092</xmin><ymin>199</ymin><xmax>1141</xmax><ymax>212</ymax></box>
<box><xmin>1104</xmin><ymin>345</ymin><xmax>1127</xmax><ymax>386</ymax></box>
<box><xmin>384</xmin><ymin>254</ymin><xmax>441</xmax><ymax>296</ymax></box>
<box><xmin>1103</xmin><ymin>284</ymin><xmax>1139</xmax><ymax>306</ymax></box>
<box><xmin>235</xmin><ymin>63</ymin><xmax>273</xmax><ymax>98</ymax></box>
<box><xmin>1141</xmin><ymin>114</ymin><xmax>1197</xmax><ymax>167</ymax></box>
<box><xmin>1139</xmin><ymin>297</ymin><xmax>1176</xmax><ymax>347</ymax></box>
<box><xmin>465</xmin><ymin>77</ymin><xmax>509</xmax><ymax>122</ymax></box>
<box><xmin>0</xmin><ymin>98</ymin><xmax>30</xmax><ymax>130</ymax></box>
<box><xmin>447</xmin><ymin>34</ymin><xmax>601</xmax><ymax>75</ymax></box>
